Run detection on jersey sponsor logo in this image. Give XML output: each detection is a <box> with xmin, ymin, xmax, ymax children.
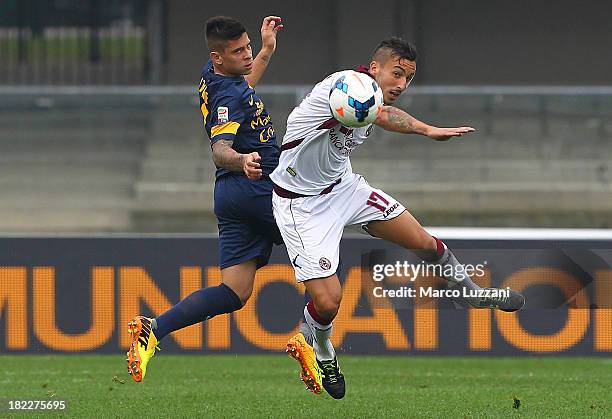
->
<box><xmin>251</xmin><ymin>114</ymin><xmax>271</xmax><ymax>129</ymax></box>
<box><xmin>329</xmin><ymin>127</ymin><xmax>359</xmax><ymax>157</ymax></box>
<box><xmin>249</xmin><ymin>100</ymin><xmax>274</xmax><ymax>142</ymax></box>
<box><xmin>286</xmin><ymin>166</ymin><xmax>297</xmax><ymax>177</ymax></box>
<box><xmin>339</xmin><ymin>126</ymin><xmax>354</xmax><ymax>138</ymax></box>
<box><xmin>259</xmin><ymin>126</ymin><xmax>275</xmax><ymax>143</ymax></box>
<box><xmin>255</xmin><ymin>99</ymin><xmax>265</xmax><ymax>116</ymax></box>
<box><xmin>217</xmin><ymin>106</ymin><xmax>229</xmax><ymax>124</ymax></box>
<box><xmin>248</xmin><ymin>95</ymin><xmax>265</xmax><ymax>116</ymax></box>
<box><xmin>319</xmin><ymin>257</ymin><xmax>332</xmax><ymax>270</ymax></box>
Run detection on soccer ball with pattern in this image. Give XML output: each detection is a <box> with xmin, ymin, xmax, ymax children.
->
<box><xmin>329</xmin><ymin>70</ymin><xmax>384</xmax><ymax>128</ymax></box>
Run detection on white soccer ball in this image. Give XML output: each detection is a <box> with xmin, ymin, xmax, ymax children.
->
<box><xmin>329</xmin><ymin>70</ymin><xmax>384</xmax><ymax>128</ymax></box>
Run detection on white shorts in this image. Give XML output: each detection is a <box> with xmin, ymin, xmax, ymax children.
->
<box><xmin>272</xmin><ymin>173</ymin><xmax>405</xmax><ymax>282</ymax></box>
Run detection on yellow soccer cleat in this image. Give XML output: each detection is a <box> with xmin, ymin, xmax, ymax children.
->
<box><xmin>286</xmin><ymin>331</ymin><xmax>323</xmax><ymax>394</ymax></box>
<box><xmin>126</xmin><ymin>316</ymin><xmax>160</xmax><ymax>382</ymax></box>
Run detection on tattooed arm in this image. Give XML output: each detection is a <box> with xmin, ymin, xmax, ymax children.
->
<box><xmin>374</xmin><ymin>105</ymin><xmax>475</xmax><ymax>141</ymax></box>
<box><xmin>212</xmin><ymin>140</ymin><xmax>263</xmax><ymax>180</ymax></box>
<box><xmin>244</xmin><ymin>16</ymin><xmax>283</xmax><ymax>88</ymax></box>
<box><xmin>244</xmin><ymin>50</ymin><xmax>272</xmax><ymax>89</ymax></box>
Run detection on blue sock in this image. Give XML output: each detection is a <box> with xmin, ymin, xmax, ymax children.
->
<box><xmin>152</xmin><ymin>283</ymin><xmax>242</xmax><ymax>341</ymax></box>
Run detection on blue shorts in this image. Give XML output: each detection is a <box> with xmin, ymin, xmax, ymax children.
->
<box><xmin>214</xmin><ymin>174</ymin><xmax>283</xmax><ymax>269</ymax></box>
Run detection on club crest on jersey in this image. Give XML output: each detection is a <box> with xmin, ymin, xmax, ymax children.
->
<box><xmin>217</xmin><ymin>106</ymin><xmax>229</xmax><ymax>124</ymax></box>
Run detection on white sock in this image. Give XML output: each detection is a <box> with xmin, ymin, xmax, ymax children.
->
<box><xmin>303</xmin><ymin>305</ymin><xmax>336</xmax><ymax>361</ymax></box>
<box><xmin>433</xmin><ymin>242</ymin><xmax>477</xmax><ymax>288</ymax></box>
<box><xmin>434</xmin><ymin>242</ymin><xmax>484</xmax><ymax>305</ymax></box>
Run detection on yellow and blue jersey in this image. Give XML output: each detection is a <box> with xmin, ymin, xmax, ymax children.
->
<box><xmin>198</xmin><ymin>60</ymin><xmax>279</xmax><ymax>179</ymax></box>
<box><xmin>197</xmin><ymin>60</ymin><xmax>283</xmax><ymax>270</ymax></box>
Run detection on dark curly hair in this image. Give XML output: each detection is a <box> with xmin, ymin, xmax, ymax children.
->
<box><xmin>205</xmin><ymin>16</ymin><xmax>246</xmax><ymax>52</ymax></box>
<box><xmin>372</xmin><ymin>37</ymin><xmax>418</xmax><ymax>63</ymax></box>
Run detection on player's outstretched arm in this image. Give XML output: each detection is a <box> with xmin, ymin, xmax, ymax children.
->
<box><xmin>374</xmin><ymin>105</ymin><xmax>475</xmax><ymax>141</ymax></box>
<box><xmin>212</xmin><ymin>140</ymin><xmax>263</xmax><ymax>180</ymax></box>
<box><xmin>244</xmin><ymin>16</ymin><xmax>283</xmax><ymax>88</ymax></box>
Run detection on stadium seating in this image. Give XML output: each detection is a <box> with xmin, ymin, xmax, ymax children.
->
<box><xmin>1</xmin><ymin>91</ymin><xmax>610</xmax><ymax>231</ymax></box>
<box><xmin>0</xmin><ymin>95</ymin><xmax>146</xmax><ymax>231</ymax></box>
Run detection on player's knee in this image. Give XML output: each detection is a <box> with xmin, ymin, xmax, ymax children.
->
<box><xmin>409</xmin><ymin>231</ymin><xmax>439</xmax><ymax>261</ymax></box>
<box><xmin>236</xmin><ymin>289</ymin><xmax>253</xmax><ymax>307</ymax></box>
<box><xmin>415</xmin><ymin>230</ymin><xmax>437</xmax><ymax>251</ymax></box>
<box><xmin>424</xmin><ymin>235</ymin><xmax>437</xmax><ymax>251</ymax></box>
<box><xmin>221</xmin><ymin>275</ymin><xmax>254</xmax><ymax>308</ymax></box>
<box><xmin>315</xmin><ymin>292</ymin><xmax>342</xmax><ymax>319</ymax></box>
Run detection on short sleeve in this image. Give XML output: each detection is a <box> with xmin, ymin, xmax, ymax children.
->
<box><xmin>208</xmin><ymin>94</ymin><xmax>246</xmax><ymax>145</ymax></box>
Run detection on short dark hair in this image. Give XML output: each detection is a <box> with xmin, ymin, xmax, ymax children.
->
<box><xmin>372</xmin><ymin>37</ymin><xmax>418</xmax><ymax>63</ymax></box>
<box><xmin>205</xmin><ymin>16</ymin><xmax>246</xmax><ymax>52</ymax></box>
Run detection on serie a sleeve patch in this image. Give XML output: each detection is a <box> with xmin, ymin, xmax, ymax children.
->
<box><xmin>217</xmin><ymin>106</ymin><xmax>229</xmax><ymax>124</ymax></box>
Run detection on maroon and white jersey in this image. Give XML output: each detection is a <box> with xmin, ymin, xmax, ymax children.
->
<box><xmin>270</xmin><ymin>70</ymin><xmax>375</xmax><ymax>195</ymax></box>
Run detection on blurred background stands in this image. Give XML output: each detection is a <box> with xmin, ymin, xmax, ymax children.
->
<box><xmin>1</xmin><ymin>0</ymin><xmax>611</xmax><ymax>232</ymax></box>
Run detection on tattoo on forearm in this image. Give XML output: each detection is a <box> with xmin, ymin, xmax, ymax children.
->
<box><xmin>388</xmin><ymin>108</ymin><xmax>414</xmax><ymax>132</ymax></box>
<box><xmin>212</xmin><ymin>139</ymin><xmax>244</xmax><ymax>172</ymax></box>
<box><xmin>259</xmin><ymin>54</ymin><xmax>270</xmax><ymax>64</ymax></box>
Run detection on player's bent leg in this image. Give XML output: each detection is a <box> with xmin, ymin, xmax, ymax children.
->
<box><xmin>301</xmin><ymin>275</ymin><xmax>346</xmax><ymax>399</ymax></box>
<box><xmin>365</xmin><ymin>210</ymin><xmax>437</xmax><ymax>257</ymax></box>
<box><xmin>366</xmin><ymin>211</ymin><xmax>525</xmax><ymax>312</ymax></box>
<box><xmin>152</xmin><ymin>258</ymin><xmax>255</xmax><ymax>340</ymax></box>
<box><xmin>127</xmin><ymin>259</ymin><xmax>256</xmax><ymax>382</ymax></box>
<box><xmin>219</xmin><ymin>259</ymin><xmax>258</xmax><ymax>306</ymax></box>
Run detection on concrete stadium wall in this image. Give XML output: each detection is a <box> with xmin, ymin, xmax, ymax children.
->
<box><xmin>1</xmin><ymin>86</ymin><xmax>611</xmax><ymax>232</ymax></box>
<box><xmin>166</xmin><ymin>0</ymin><xmax>612</xmax><ymax>85</ymax></box>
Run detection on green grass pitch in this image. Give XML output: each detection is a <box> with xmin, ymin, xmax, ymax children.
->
<box><xmin>1</xmin><ymin>355</ymin><xmax>610</xmax><ymax>418</ymax></box>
